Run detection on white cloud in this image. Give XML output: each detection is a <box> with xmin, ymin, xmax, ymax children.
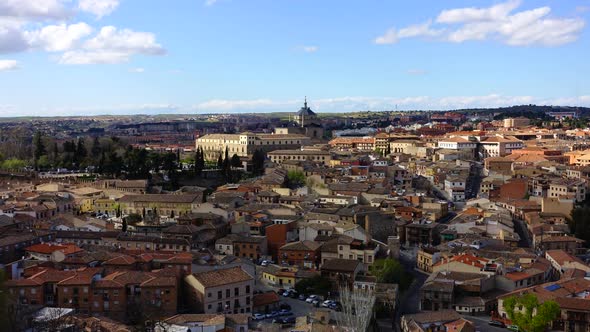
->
<box><xmin>374</xmin><ymin>28</ymin><xmax>398</xmax><ymax>44</ymax></box>
<box><xmin>195</xmin><ymin>99</ymin><xmax>278</xmax><ymax>112</ymax></box>
<box><xmin>129</xmin><ymin>67</ymin><xmax>144</xmax><ymax>73</ymax></box>
<box><xmin>375</xmin><ymin>21</ymin><xmax>443</xmax><ymax>44</ymax></box>
<box><xmin>193</xmin><ymin>95</ymin><xmax>590</xmax><ymax>113</ymax></box>
<box><xmin>59</xmin><ymin>50</ymin><xmax>129</xmax><ymax>64</ymax></box>
<box><xmin>0</xmin><ymin>22</ymin><xmax>29</xmax><ymax>53</ymax></box>
<box><xmin>205</xmin><ymin>0</ymin><xmax>219</xmax><ymax>6</ymax></box>
<box><xmin>436</xmin><ymin>0</ymin><xmax>521</xmax><ymax>24</ymax></box>
<box><xmin>301</xmin><ymin>45</ymin><xmax>319</xmax><ymax>53</ymax></box>
<box><xmin>0</xmin><ymin>59</ymin><xmax>18</xmax><ymax>71</ymax></box>
<box><xmin>60</xmin><ymin>26</ymin><xmax>166</xmax><ymax>64</ymax></box>
<box><xmin>78</xmin><ymin>0</ymin><xmax>119</xmax><ymax>19</ymax></box>
<box><xmin>406</xmin><ymin>69</ymin><xmax>427</xmax><ymax>75</ymax></box>
<box><xmin>398</xmin><ymin>21</ymin><xmax>443</xmax><ymax>38</ymax></box>
<box><xmin>376</xmin><ymin>1</ymin><xmax>585</xmax><ymax>46</ymax></box>
<box><xmin>25</xmin><ymin>22</ymin><xmax>92</xmax><ymax>51</ymax></box>
<box><xmin>0</xmin><ymin>0</ymin><xmax>70</xmax><ymax>20</ymax></box>
<box><xmin>84</xmin><ymin>26</ymin><xmax>165</xmax><ymax>55</ymax></box>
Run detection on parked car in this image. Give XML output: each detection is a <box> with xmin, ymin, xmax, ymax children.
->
<box><xmin>261</xmin><ymin>260</ymin><xmax>269</xmax><ymax>267</ymax></box>
<box><xmin>282</xmin><ymin>291</ymin><xmax>291</xmax><ymax>297</ymax></box>
<box><xmin>508</xmin><ymin>325</ymin><xmax>519</xmax><ymax>332</ymax></box>
<box><xmin>252</xmin><ymin>313</ymin><xmax>265</xmax><ymax>321</ymax></box>
<box><xmin>272</xmin><ymin>318</ymin><xmax>285</xmax><ymax>324</ymax></box>
<box><xmin>298</xmin><ymin>294</ymin><xmax>306</xmax><ymax>301</ymax></box>
<box><xmin>329</xmin><ymin>302</ymin><xmax>342</xmax><ymax>311</ymax></box>
<box><xmin>283</xmin><ymin>317</ymin><xmax>296</xmax><ymax>325</ymax></box>
<box><xmin>488</xmin><ymin>321</ymin><xmax>506</xmax><ymax>328</ymax></box>
<box><xmin>321</xmin><ymin>300</ymin><xmax>334</xmax><ymax>308</ymax></box>
<box><xmin>278</xmin><ymin>288</ymin><xmax>286</xmax><ymax>294</ymax></box>
<box><xmin>279</xmin><ymin>303</ymin><xmax>291</xmax><ymax>310</ymax></box>
<box><xmin>279</xmin><ymin>309</ymin><xmax>292</xmax><ymax>316</ymax></box>
<box><xmin>266</xmin><ymin>311</ymin><xmax>279</xmax><ymax>319</ymax></box>
<box><xmin>305</xmin><ymin>295</ymin><xmax>318</xmax><ymax>303</ymax></box>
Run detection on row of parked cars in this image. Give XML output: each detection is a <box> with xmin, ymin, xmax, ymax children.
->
<box><xmin>279</xmin><ymin>289</ymin><xmax>342</xmax><ymax>311</ymax></box>
<box><xmin>488</xmin><ymin>320</ymin><xmax>519</xmax><ymax>331</ymax></box>
<box><xmin>252</xmin><ymin>302</ymin><xmax>294</xmax><ymax>323</ymax></box>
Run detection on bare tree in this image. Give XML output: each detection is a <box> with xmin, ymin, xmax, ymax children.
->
<box><xmin>31</xmin><ymin>307</ymin><xmax>74</xmax><ymax>332</ymax></box>
<box><xmin>337</xmin><ymin>285</ymin><xmax>376</xmax><ymax>332</ymax></box>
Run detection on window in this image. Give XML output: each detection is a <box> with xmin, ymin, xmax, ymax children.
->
<box><xmin>246</xmin><ymin>285</ymin><xmax>250</xmax><ymax>294</ymax></box>
<box><xmin>218</xmin><ymin>291</ymin><xmax>222</xmax><ymax>299</ymax></box>
<box><xmin>226</xmin><ymin>289</ymin><xmax>230</xmax><ymax>298</ymax></box>
<box><xmin>235</xmin><ymin>287</ymin><xmax>239</xmax><ymax>296</ymax></box>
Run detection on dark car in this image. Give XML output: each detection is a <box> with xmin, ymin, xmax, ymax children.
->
<box><xmin>280</xmin><ymin>303</ymin><xmax>291</xmax><ymax>310</ymax></box>
<box><xmin>278</xmin><ymin>288</ymin><xmax>286</xmax><ymax>294</ymax></box>
<box><xmin>283</xmin><ymin>317</ymin><xmax>296</xmax><ymax>325</ymax></box>
<box><xmin>298</xmin><ymin>294</ymin><xmax>306</xmax><ymax>301</ymax></box>
<box><xmin>272</xmin><ymin>318</ymin><xmax>284</xmax><ymax>324</ymax></box>
<box><xmin>488</xmin><ymin>321</ymin><xmax>506</xmax><ymax>328</ymax></box>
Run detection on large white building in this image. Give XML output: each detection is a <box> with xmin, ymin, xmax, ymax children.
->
<box><xmin>437</xmin><ymin>137</ymin><xmax>477</xmax><ymax>150</ymax></box>
<box><xmin>479</xmin><ymin>136</ymin><xmax>524</xmax><ymax>158</ymax></box>
<box><xmin>196</xmin><ymin>132</ymin><xmax>310</xmax><ymax>160</ymax></box>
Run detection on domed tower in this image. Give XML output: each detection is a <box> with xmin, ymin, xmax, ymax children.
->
<box><xmin>295</xmin><ymin>97</ymin><xmax>318</xmax><ymax>127</ymax></box>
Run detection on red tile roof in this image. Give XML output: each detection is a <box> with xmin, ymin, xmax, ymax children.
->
<box><xmin>253</xmin><ymin>291</ymin><xmax>280</xmax><ymax>307</ymax></box>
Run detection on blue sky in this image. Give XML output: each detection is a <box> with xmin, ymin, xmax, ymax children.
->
<box><xmin>1</xmin><ymin>0</ymin><xmax>590</xmax><ymax>116</ymax></box>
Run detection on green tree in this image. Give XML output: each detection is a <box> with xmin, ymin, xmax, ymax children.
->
<box><xmin>369</xmin><ymin>258</ymin><xmax>414</xmax><ymax>291</ymax></box>
<box><xmin>286</xmin><ymin>170</ymin><xmax>306</xmax><ymax>189</ymax></box>
<box><xmin>195</xmin><ymin>147</ymin><xmax>205</xmax><ymax>175</ymax></box>
<box><xmin>91</xmin><ymin>137</ymin><xmax>101</xmax><ymax>157</ymax></box>
<box><xmin>503</xmin><ymin>294</ymin><xmax>560</xmax><ymax>332</ymax></box>
<box><xmin>1</xmin><ymin>158</ymin><xmax>27</xmax><ymax>170</ymax></box>
<box><xmin>231</xmin><ymin>153</ymin><xmax>242</xmax><ymax>168</ymax></box>
<box><xmin>125</xmin><ymin>213</ymin><xmax>143</xmax><ymax>225</ymax></box>
<box><xmin>222</xmin><ymin>147</ymin><xmax>231</xmax><ymax>180</ymax></box>
<box><xmin>33</xmin><ymin>131</ymin><xmax>46</xmax><ymax>170</ymax></box>
<box><xmin>122</xmin><ymin>218</ymin><xmax>128</xmax><ymax>232</ymax></box>
<box><xmin>37</xmin><ymin>155</ymin><xmax>51</xmax><ymax>170</ymax></box>
<box><xmin>252</xmin><ymin>149</ymin><xmax>266</xmax><ymax>176</ymax></box>
<box><xmin>75</xmin><ymin>138</ymin><xmax>87</xmax><ymax>167</ymax></box>
<box><xmin>217</xmin><ymin>153</ymin><xmax>223</xmax><ymax>169</ymax></box>
<box><xmin>294</xmin><ymin>276</ymin><xmax>332</xmax><ymax>297</ymax></box>
<box><xmin>569</xmin><ymin>207</ymin><xmax>590</xmax><ymax>245</ymax></box>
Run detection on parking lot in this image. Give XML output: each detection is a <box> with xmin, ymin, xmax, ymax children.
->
<box><xmin>253</xmin><ymin>282</ymin><xmax>339</xmax><ymax>330</ymax></box>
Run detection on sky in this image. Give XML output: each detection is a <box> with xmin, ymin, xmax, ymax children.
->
<box><xmin>1</xmin><ymin>0</ymin><xmax>590</xmax><ymax>116</ymax></box>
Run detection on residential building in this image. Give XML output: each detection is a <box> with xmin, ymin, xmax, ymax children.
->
<box><xmin>268</xmin><ymin>149</ymin><xmax>331</xmax><ymax>165</ymax></box>
<box><xmin>184</xmin><ymin>267</ymin><xmax>254</xmax><ymax>314</ymax></box>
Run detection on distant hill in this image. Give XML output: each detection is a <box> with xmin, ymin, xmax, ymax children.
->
<box><xmin>450</xmin><ymin>105</ymin><xmax>590</xmax><ymax>119</ymax></box>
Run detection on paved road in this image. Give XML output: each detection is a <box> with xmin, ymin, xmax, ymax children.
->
<box><xmin>512</xmin><ymin>218</ymin><xmax>533</xmax><ymax>248</ymax></box>
<box><xmin>466</xmin><ymin>163</ymin><xmax>483</xmax><ymax>199</ymax></box>
<box><xmin>463</xmin><ymin>314</ymin><xmax>508</xmax><ymax>332</ymax></box>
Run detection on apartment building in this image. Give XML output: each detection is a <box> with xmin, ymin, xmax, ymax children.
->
<box><xmin>119</xmin><ymin>194</ymin><xmax>203</xmax><ymax>218</ymax></box>
<box><xmin>548</xmin><ymin>179</ymin><xmax>586</xmax><ymax>203</ymax></box>
<box><xmin>320</xmin><ymin>235</ymin><xmax>378</xmax><ymax>267</ymax></box>
<box><xmin>479</xmin><ymin>136</ymin><xmax>524</xmax><ymax>158</ymax></box>
<box><xmin>268</xmin><ymin>149</ymin><xmax>331</xmax><ymax>165</ymax></box>
<box><xmin>444</xmin><ymin>177</ymin><xmax>466</xmax><ymax>202</ymax></box>
<box><xmin>328</xmin><ymin>137</ymin><xmax>375</xmax><ymax>151</ymax></box>
<box><xmin>5</xmin><ymin>268</ymin><xmax>178</xmax><ymax>320</ymax></box>
<box><xmin>184</xmin><ymin>267</ymin><xmax>254</xmax><ymax>314</ymax></box>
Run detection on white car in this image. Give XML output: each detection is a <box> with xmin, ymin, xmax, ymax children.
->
<box><xmin>252</xmin><ymin>313</ymin><xmax>265</xmax><ymax>320</ymax></box>
<box><xmin>305</xmin><ymin>295</ymin><xmax>318</xmax><ymax>303</ymax></box>
<box><xmin>321</xmin><ymin>300</ymin><xmax>334</xmax><ymax>308</ymax></box>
